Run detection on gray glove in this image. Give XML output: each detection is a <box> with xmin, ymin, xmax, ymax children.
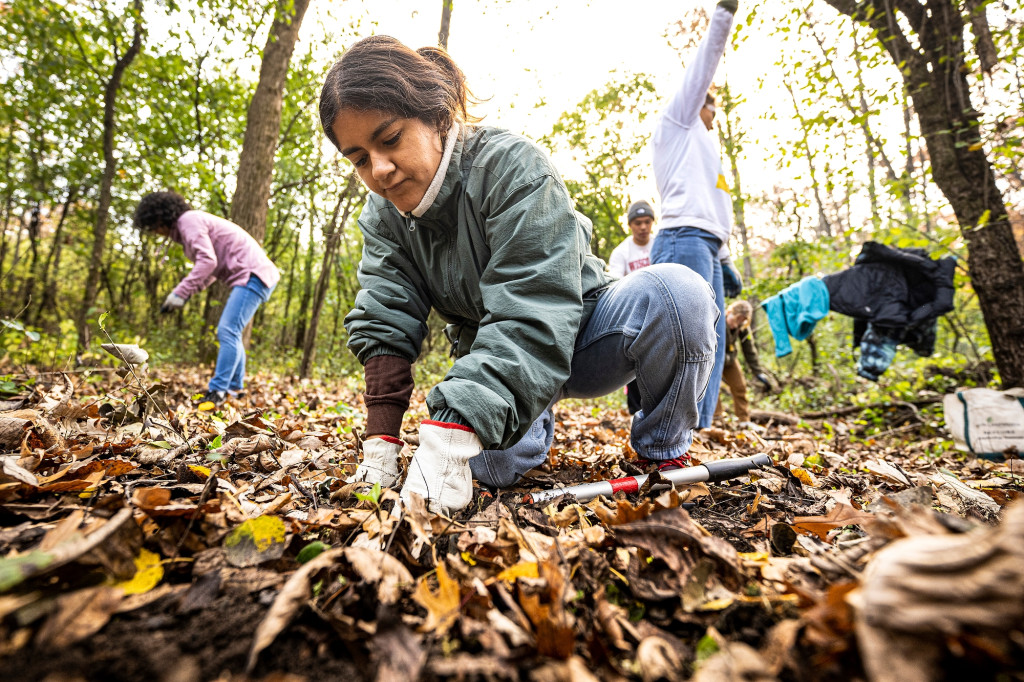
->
<box><xmin>159</xmin><ymin>292</ymin><xmax>186</xmax><ymax>314</ymax></box>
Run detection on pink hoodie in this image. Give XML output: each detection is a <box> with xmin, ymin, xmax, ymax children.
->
<box><xmin>170</xmin><ymin>210</ymin><xmax>280</xmax><ymax>300</ymax></box>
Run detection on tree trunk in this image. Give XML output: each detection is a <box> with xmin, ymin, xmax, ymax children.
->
<box><xmin>277</xmin><ymin>228</ymin><xmax>300</xmax><ymax>348</ymax></box>
<box><xmin>198</xmin><ymin>0</ymin><xmax>310</xmax><ymax>358</ymax></box>
<box><xmin>782</xmin><ymin>79</ymin><xmax>833</xmax><ymax>240</ymax></box>
<box><xmin>822</xmin><ymin>0</ymin><xmax>1024</xmax><ymax>387</ymax></box>
<box><xmin>18</xmin><ymin>203</ymin><xmax>41</xmax><ymax>313</ymax></box>
<box><xmin>33</xmin><ymin>188</ymin><xmax>76</xmax><ymax>329</ymax></box>
<box><xmin>300</xmin><ymin>177</ymin><xmax>359</xmax><ymax>377</ymax></box>
<box><xmin>717</xmin><ymin>83</ymin><xmax>753</xmax><ymax>282</ymax></box>
<box><xmin>438</xmin><ymin>0</ymin><xmax>454</xmax><ymax>49</ymax></box>
<box><xmin>228</xmin><ymin>0</ymin><xmax>311</xmax><ymax>242</ymax></box>
<box><xmin>0</xmin><ymin>128</ymin><xmax>15</xmax><ymax>282</ymax></box>
<box><xmin>293</xmin><ymin>216</ymin><xmax>317</xmax><ymax>350</ymax></box>
<box><xmin>5</xmin><ymin>213</ymin><xmax>26</xmax><ymax>290</ymax></box>
<box><xmin>75</xmin><ymin>4</ymin><xmax>143</xmax><ymax>352</ymax></box>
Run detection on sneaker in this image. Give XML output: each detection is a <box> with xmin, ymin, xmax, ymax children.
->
<box><xmin>636</xmin><ymin>454</ymin><xmax>692</xmax><ymax>473</ymax></box>
<box><xmin>195</xmin><ymin>390</ymin><xmax>227</xmax><ymax>406</ymax></box>
<box><xmin>736</xmin><ymin>420</ymin><xmax>766</xmax><ymax>432</ymax></box>
<box><xmin>227</xmin><ymin>389</ymin><xmax>246</xmax><ymax>399</ymax></box>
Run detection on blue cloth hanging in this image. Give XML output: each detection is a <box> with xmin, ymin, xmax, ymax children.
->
<box><xmin>762</xmin><ymin>276</ymin><xmax>830</xmax><ymax>357</ymax></box>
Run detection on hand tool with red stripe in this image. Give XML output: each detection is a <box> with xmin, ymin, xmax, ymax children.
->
<box><xmin>522</xmin><ymin>453</ymin><xmax>772</xmax><ymax>505</ymax></box>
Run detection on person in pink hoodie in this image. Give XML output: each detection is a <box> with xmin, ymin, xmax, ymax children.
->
<box><xmin>133</xmin><ymin>191</ymin><xmax>280</xmax><ymax>405</ymax></box>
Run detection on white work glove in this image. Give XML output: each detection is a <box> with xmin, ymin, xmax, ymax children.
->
<box><xmin>160</xmin><ymin>292</ymin><xmax>186</xmax><ymax>314</ymax></box>
<box><xmin>348</xmin><ymin>436</ymin><xmax>404</xmax><ymax>488</ymax></box>
<box><xmin>400</xmin><ymin>420</ymin><xmax>482</xmax><ymax>516</ymax></box>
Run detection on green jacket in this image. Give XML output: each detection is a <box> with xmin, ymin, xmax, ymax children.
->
<box><xmin>345</xmin><ymin>125</ymin><xmax>611</xmax><ymax>449</ymax></box>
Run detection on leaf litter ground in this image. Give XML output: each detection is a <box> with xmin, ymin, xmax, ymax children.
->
<box><xmin>2</xmin><ymin>366</ymin><xmax>1023</xmax><ymax>681</ymax></box>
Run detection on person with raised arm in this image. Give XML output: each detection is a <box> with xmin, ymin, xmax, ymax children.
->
<box><xmin>650</xmin><ymin>0</ymin><xmax>741</xmax><ymax>428</ymax></box>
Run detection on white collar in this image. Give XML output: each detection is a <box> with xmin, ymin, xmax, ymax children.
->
<box><xmin>403</xmin><ymin>121</ymin><xmax>460</xmax><ymax>218</ymax></box>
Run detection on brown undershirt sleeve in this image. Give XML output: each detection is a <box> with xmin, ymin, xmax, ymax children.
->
<box><xmin>363</xmin><ymin>354</ymin><xmax>414</xmax><ymax>438</ymax></box>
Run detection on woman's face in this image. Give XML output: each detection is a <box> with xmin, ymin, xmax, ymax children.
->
<box><xmin>332</xmin><ymin>108</ymin><xmax>444</xmax><ymax>213</ymax></box>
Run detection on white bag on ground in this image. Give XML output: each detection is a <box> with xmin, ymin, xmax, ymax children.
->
<box><xmin>943</xmin><ymin>387</ymin><xmax>1024</xmax><ymax>457</ymax></box>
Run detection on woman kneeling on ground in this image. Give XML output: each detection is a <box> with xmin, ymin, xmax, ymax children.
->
<box><xmin>133</xmin><ymin>192</ymin><xmax>280</xmax><ymax>405</ymax></box>
<box><xmin>320</xmin><ymin>35</ymin><xmax>717</xmax><ymax>515</ymax></box>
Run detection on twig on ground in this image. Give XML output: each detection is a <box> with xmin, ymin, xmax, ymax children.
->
<box><xmin>802</xmin><ymin>396</ymin><xmax>941</xmax><ymax>419</ymax></box>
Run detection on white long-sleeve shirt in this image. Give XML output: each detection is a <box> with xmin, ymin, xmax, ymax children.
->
<box><xmin>653</xmin><ymin>5</ymin><xmax>735</xmax><ymax>250</ymax></box>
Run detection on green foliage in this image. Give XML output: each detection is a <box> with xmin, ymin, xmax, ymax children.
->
<box><xmin>354</xmin><ymin>481</ymin><xmax>382</xmax><ymax>506</ymax></box>
<box><xmin>296</xmin><ymin>540</ymin><xmax>330</xmax><ymax>564</ymax></box>
<box><xmin>539</xmin><ymin>73</ymin><xmax>658</xmax><ymax>261</ymax></box>
<box><xmin>0</xmin><ymin>0</ymin><xmax>370</xmax><ymax>384</ymax></box>
<box><xmin>0</xmin><ymin>0</ymin><xmax>1015</xmax><ymax>417</ymax></box>
<box><xmin>695</xmin><ymin>633</ymin><xmax>720</xmax><ymax>664</ymax></box>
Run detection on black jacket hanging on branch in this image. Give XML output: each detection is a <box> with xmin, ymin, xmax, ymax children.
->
<box><xmin>822</xmin><ymin>241</ymin><xmax>957</xmax><ymax>379</ymax></box>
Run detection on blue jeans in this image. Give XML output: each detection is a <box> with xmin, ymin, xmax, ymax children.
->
<box><xmin>208</xmin><ymin>275</ymin><xmax>273</xmax><ymax>393</ymax></box>
<box><xmin>650</xmin><ymin>227</ymin><xmax>725</xmax><ymax>428</ymax></box>
<box><xmin>470</xmin><ymin>264</ymin><xmax>716</xmax><ymax>487</ymax></box>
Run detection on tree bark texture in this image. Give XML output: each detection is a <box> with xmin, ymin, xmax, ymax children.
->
<box><xmin>300</xmin><ymin>176</ymin><xmax>361</xmax><ymax>378</ymax></box>
<box><xmin>438</xmin><ymin>0</ymin><xmax>454</xmax><ymax>49</ymax></box>
<box><xmin>195</xmin><ymin>0</ymin><xmax>310</xmax><ymax>360</ymax></box>
<box><xmin>823</xmin><ymin>0</ymin><xmax>1024</xmax><ymax>387</ymax></box>
<box><xmin>228</xmin><ymin>0</ymin><xmax>312</xmax><ymax>243</ymax></box>
<box><xmin>718</xmin><ymin>85</ymin><xmax>753</xmax><ymax>282</ymax></box>
<box><xmin>33</xmin><ymin>189</ymin><xmax>76</xmax><ymax>329</ymax></box>
<box><xmin>293</xmin><ymin>217</ymin><xmax>317</xmax><ymax>349</ymax></box>
<box><xmin>75</xmin><ymin>5</ymin><xmax>144</xmax><ymax>352</ymax></box>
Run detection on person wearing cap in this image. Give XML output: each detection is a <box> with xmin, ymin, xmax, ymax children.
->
<box><xmin>650</xmin><ymin>0</ymin><xmax>741</xmax><ymax>429</ymax></box>
<box><xmin>608</xmin><ymin>200</ymin><xmax>656</xmax><ymax>279</ymax></box>
<box><xmin>607</xmin><ymin>200</ymin><xmax>656</xmax><ymax>415</ymax></box>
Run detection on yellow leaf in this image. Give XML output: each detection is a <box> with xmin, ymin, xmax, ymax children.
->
<box><xmin>496</xmin><ymin>561</ymin><xmax>539</xmax><ymax>583</ymax></box>
<box><xmin>699</xmin><ymin>597</ymin><xmax>735</xmax><ymax>611</ymax></box>
<box><xmin>460</xmin><ymin>551</ymin><xmax>477</xmax><ymax>566</ymax></box>
<box><xmin>967</xmin><ymin>142</ymin><xmax>984</xmax><ymax>152</ymax></box>
<box><xmin>187</xmin><ymin>465</ymin><xmax>211</xmax><ymax>480</ymax></box>
<box><xmin>413</xmin><ymin>563</ymin><xmax>460</xmax><ymax>633</ymax></box>
<box><xmin>739</xmin><ymin>552</ymin><xmax>770</xmax><ymax>563</ymax></box>
<box><xmin>792</xmin><ymin>468</ymin><xmax>816</xmax><ymax>487</ymax></box>
<box><xmin>224</xmin><ymin>515</ymin><xmax>287</xmax><ymax>567</ymax></box>
<box><xmin>198</xmin><ymin>401</ymin><xmax>216</xmax><ymax>411</ymax></box>
<box><xmin>114</xmin><ymin>549</ymin><xmax>164</xmax><ymax>595</ymax></box>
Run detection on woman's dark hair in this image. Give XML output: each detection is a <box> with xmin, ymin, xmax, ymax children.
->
<box><xmin>318</xmin><ymin>35</ymin><xmax>478</xmax><ymax>149</ymax></box>
<box><xmin>133</xmin><ymin>191</ymin><xmax>192</xmax><ymax>231</ymax></box>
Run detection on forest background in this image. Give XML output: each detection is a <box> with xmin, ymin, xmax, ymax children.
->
<box><xmin>1</xmin><ymin>0</ymin><xmax>1023</xmax><ymax>419</ymax></box>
